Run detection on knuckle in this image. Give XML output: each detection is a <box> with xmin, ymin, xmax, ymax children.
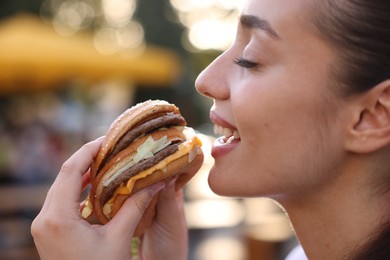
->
<box><xmin>80</xmin><ymin>142</ymin><xmax>91</xmax><ymax>152</ymax></box>
<box><xmin>60</xmin><ymin>142</ymin><xmax>92</xmax><ymax>173</ymax></box>
<box><xmin>82</xmin><ymin>141</ymin><xmax>96</xmax><ymax>154</ymax></box>
<box><xmin>30</xmin><ymin>217</ymin><xmax>42</xmax><ymax>239</ymax></box>
<box><xmin>60</xmin><ymin>159</ymin><xmax>74</xmax><ymax>174</ymax></box>
<box><xmin>134</xmin><ymin>194</ymin><xmax>151</xmax><ymax>214</ymax></box>
<box><xmin>31</xmin><ymin>214</ymin><xmax>64</xmax><ymax>239</ymax></box>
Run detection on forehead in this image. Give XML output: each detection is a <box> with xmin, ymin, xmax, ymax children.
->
<box><xmin>239</xmin><ymin>0</ymin><xmax>338</xmax><ymax>96</ymax></box>
<box><xmin>239</xmin><ymin>0</ymin><xmax>331</xmax><ymax>57</ymax></box>
<box><xmin>241</xmin><ymin>0</ymin><xmax>314</xmax><ymax>37</ymax></box>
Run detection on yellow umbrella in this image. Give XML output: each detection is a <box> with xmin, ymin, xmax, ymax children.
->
<box><xmin>0</xmin><ymin>14</ymin><xmax>181</xmax><ymax>93</ymax></box>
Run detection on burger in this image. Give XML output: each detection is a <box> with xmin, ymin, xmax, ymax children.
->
<box><xmin>81</xmin><ymin>100</ymin><xmax>204</xmax><ymax>236</ymax></box>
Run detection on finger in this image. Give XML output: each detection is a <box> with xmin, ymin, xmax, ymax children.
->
<box><xmin>80</xmin><ymin>200</ymin><xmax>86</xmax><ymax>211</ymax></box>
<box><xmin>39</xmin><ymin>168</ymin><xmax>91</xmax><ymax>215</ymax></box>
<box><xmin>152</xmin><ymin>179</ymin><xmax>188</xmax><ymax>242</ymax></box>
<box><xmin>156</xmin><ymin>179</ymin><xmax>184</xmax><ymax>223</ymax></box>
<box><xmin>106</xmin><ymin>182</ymin><xmax>166</xmax><ymax>239</ymax></box>
<box><xmin>50</xmin><ymin>138</ymin><xmax>103</xmax><ymax>212</ymax></box>
<box><xmin>36</xmin><ymin>137</ymin><xmax>103</xmax><ymax>218</ymax></box>
<box><xmin>37</xmin><ymin>184</ymin><xmax>55</xmax><ymax>214</ymax></box>
<box><xmin>81</xmin><ymin>169</ymin><xmax>91</xmax><ymax>192</ymax></box>
<box><xmin>175</xmin><ymin>189</ymin><xmax>185</xmax><ymax>215</ymax></box>
<box><xmin>158</xmin><ymin>178</ymin><xmax>177</xmax><ymax>204</ymax></box>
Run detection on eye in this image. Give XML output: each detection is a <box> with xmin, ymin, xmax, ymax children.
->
<box><xmin>234</xmin><ymin>57</ymin><xmax>258</xmax><ymax>69</ymax></box>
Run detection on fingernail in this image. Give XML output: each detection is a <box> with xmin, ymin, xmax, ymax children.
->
<box><xmin>96</xmin><ymin>135</ymin><xmax>105</xmax><ymax>141</ymax></box>
<box><xmin>148</xmin><ymin>182</ymin><xmax>165</xmax><ymax>196</ymax></box>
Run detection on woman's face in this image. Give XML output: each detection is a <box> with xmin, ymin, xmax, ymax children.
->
<box><xmin>195</xmin><ymin>0</ymin><xmax>347</xmax><ymax>199</ymax></box>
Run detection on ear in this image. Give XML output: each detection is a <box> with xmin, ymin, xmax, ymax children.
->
<box><xmin>345</xmin><ymin>80</ymin><xmax>390</xmax><ymax>153</ymax></box>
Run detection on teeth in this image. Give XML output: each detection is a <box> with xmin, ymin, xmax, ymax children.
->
<box><xmin>223</xmin><ymin>127</ymin><xmax>233</xmax><ymax>138</ymax></box>
<box><xmin>213</xmin><ymin>124</ymin><xmax>222</xmax><ymax>135</ymax></box>
<box><xmin>213</xmin><ymin>124</ymin><xmax>240</xmax><ymax>140</ymax></box>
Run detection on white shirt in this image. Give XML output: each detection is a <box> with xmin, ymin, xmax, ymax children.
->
<box><xmin>285</xmin><ymin>245</ymin><xmax>308</xmax><ymax>260</ymax></box>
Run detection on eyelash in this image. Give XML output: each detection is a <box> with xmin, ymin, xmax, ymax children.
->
<box><xmin>234</xmin><ymin>57</ymin><xmax>258</xmax><ymax>69</ymax></box>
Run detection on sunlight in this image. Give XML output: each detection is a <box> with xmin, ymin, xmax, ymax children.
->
<box><xmin>185</xmin><ymin>199</ymin><xmax>245</xmax><ymax>229</ymax></box>
<box><xmin>170</xmin><ymin>0</ymin><xmax>243</xmax><ymax>51</ymax></box>
<box><xmin>195</xmin><ymin>236</ymin><xmax>246</xmax><ymax>260</ymax></box>
<box><xmin>52</xmin><ymin>1</ymin><xmax>95</xmax><ymax>36</ymax></box>
<box><xmin>102</xmin><ymin>0</ymin><xmax>136</xmax><ymax>27</ymax></box>
<box><xmin>188</xmin><ymin>18</ymin><xmax>236</xmax><ymax>51</ymax></box>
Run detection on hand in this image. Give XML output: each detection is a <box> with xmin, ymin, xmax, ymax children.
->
<box><xmin>139</xmin><ymin>180</ymin><xmax>188</xmax><ymax>260</ymax></box>
<box><xmin>31</xmin><ymin>138</ymin><xmax>188</xmax><ymax>260</ymax></box>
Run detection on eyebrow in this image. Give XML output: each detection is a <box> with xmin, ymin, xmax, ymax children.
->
<box><xmin>240</xmin><ymin>14</ymin><xmax>280</xmax><ymax>39</ymax></box>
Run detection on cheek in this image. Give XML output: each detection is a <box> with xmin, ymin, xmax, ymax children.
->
<box><xmin>221</xmin><ymin>85</ymin><xmax>342</xmax><ymax>196</ymax></box>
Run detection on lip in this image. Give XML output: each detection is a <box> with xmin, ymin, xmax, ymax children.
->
<box><xmin>209</xmin><ymin>110</ymin><xmax>240</xmax><ymax>158</ymax></box>
<box><xmin>210</xmin><ymin>110</ymin><xmax>237</xmax><ymax>130</ymax></box>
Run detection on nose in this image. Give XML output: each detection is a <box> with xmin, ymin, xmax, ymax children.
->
<box><xmin>195</xmin><ymin>52</ymin><xmax>230</xmax><ymax>100</ymax></box>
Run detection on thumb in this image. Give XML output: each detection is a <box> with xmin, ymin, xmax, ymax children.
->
<box><xmin>107</xmin><ymin>182</ymin><xmax>166</xmax><ymax>238</ymax></box>
<box><xmin>156</xmin><ymin>179</ymin><xmax>187</xmax><ymax>232</ymax></box>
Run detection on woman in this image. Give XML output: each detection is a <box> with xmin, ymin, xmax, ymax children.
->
<box><xmin>31</xmin><ymin>0</ymin><xmax>390</xmax><ymax>259</ymax></box>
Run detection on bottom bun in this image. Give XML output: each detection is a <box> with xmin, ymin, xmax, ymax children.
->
<box><xmin>107</xmin><ymin>152</ymin><xmax>204</xmax><ymax>237</ymax></box>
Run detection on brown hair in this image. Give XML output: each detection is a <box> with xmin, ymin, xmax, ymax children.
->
<box><xmin>347</xmin><ymin>221</ymin><xmax>390</xmax><ymax>260</ymax></box>
<box><xmin>309</xmin><ymin>0</ymin><xmax>390</xmax><ymax>259</ymax></box>
<box><xmin>309</xmin><ymin>0</ymin><xmax>390</xmax><ymax>96</ymax></box>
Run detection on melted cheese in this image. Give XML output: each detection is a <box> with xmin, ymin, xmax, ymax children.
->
<box><xmin>81</xmin><ymin>195</ymin><xmax>93</xmax><ymax>219</ymax></box>
<box><xmin>103</xmin><ymin>135</ymin><xmax>171</xmax><ymax>187</ymax></box>
<box><xmin>103</xmin><ymin>136</ymin><xmax>202</xmax><ymax>217</ymax></box>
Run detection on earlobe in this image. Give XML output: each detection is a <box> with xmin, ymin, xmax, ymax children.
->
<box><xmin>346</xmin><ymin>80</ymin><xmax>390</xmax><ymax>153</ymax></box>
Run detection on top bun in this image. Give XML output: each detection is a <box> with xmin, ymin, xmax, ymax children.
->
<box><xmin>82</xmin><ymin>100</ymin><xmax>204</xmax><ymax>235</ymax></box>
<box><xmin>90</xmin><ymin>100</ymin><xmax>182</xmax><ymax>181</ymax></box>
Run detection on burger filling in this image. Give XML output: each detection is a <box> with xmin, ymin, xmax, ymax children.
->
<box><xmin>102</xmin><ymin>136</ymin><xmax>201</xmax><ymax>218</ymax></box>
<box><xmin>99</xmin><ymin>112</ymin><xmax>186</xmax><ymax>173</ymax></box>
<box><xmin>97</xmin><ymin>112</ymin><xmax>187</xmax><ymax>215</ymax></box>
<box><xmin>100</xmin><ymin>136</ymin><xmax>182</xmax><ymax>205</ymax></box>
<box><xmin>82</xmin><ymin>110</ymin><xmax>200</xmax><ymax>220</ymax></box>
<box><xmin>81</xmin><ymin>131</ymin><xmax>202</xmax><ymax>220</ymax></box>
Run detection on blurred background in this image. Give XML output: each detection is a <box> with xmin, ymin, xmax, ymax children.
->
<box><xmin>0</xmin><ymin>0</ymin><xmax>298</xmax><ymax>259</ymax></box>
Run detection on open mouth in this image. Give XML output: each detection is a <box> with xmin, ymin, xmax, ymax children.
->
<box><xmin>213</xmin><ymin>124</ymin><xmax>240</xmax><ymax>144</ymax></box>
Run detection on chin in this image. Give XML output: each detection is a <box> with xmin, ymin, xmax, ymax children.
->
<box><xmin>207</xmin><ymin>166</ymin><xmax>229</xmax><ymax>196</ymax></box>
<box><xmin>207</xmin><ymin>165</ymin><xmax>244</xmax><ymax>197</ymax></box>
<box><xmin>208</xmin><ymin>164</ymin><xmax>289</xmax><ymax>198</ymax></box>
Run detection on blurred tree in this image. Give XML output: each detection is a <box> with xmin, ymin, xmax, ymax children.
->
<box><xmin>0</xmin><ymin>0</ymin><xmax>210</xmax><ymax>127</ymax></box>
<box><xmin>134</xmin><ymin>0</ymin><xmax>185</xmax><ymax>54</ymax></box>
<box><xmin>0</xmin><ymin>0</ymin><xmax>44</xmax><ymax>19</ymax></box>
<box><xmin>132</xmin><ymin>0</ymin><xmax>207</xmax><ymax>127</ymax></box>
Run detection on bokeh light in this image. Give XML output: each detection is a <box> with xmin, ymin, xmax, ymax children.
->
<box><xmin>49</xmin><ymin>0</ymin><xmax>95</xmax><ymax>36</ymax></box>
<box><xmin>170</xmin><ymin>0</ymin><xmax>243</xmax><ymax>51</ymax></box>
<box><xmin>195</xmin><ymin>236</ymin><xmax>247</xmax><ymax>260</ymax></box>
<box><xmin>0</xmin><ymin>1</ymin><xmax>297</xmax><ymax>258</ymax></box>
<box><xmin>102</xmin><ymin>0</ymin><xmax>136</xmax><ymax>27</ymax></box>
<box><xmin>41</xmin><ymin>0</ymin><xmax>144</xmax><ymax>54</ymax></box>
<box><xmin>93</xmin><ymin>22</ymin><xmax>144</xmax><ymax>55</ymax></box>
<box><xmin>42</xmin><ymin>0</ymin><xmax>243</xmax><ymax>52</ymax></box>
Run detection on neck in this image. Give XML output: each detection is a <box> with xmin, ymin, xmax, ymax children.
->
<box><xmin>278</xmin><ymin>159</ymin><xmax>390</xmax><ymax>259</ymax></box>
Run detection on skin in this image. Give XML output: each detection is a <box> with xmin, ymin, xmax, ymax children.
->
<box><xmin>32</xmin><ymin>0</ymin><xmax>390</xmax><ymax>259</ymax></box>
<box><xmin>196</xmin><ymin>0</ymin><xmax>343</xmax><ymax>198</ymax></box>
<box><xmin>31</xmin><ymin>138</ymin><xmax>188</xmax><ymax>260</ymax></box>
<box><xmin>196</xmin><ymin>0</ymin><xmax>390</xmax><ymax>259</ymax></box>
